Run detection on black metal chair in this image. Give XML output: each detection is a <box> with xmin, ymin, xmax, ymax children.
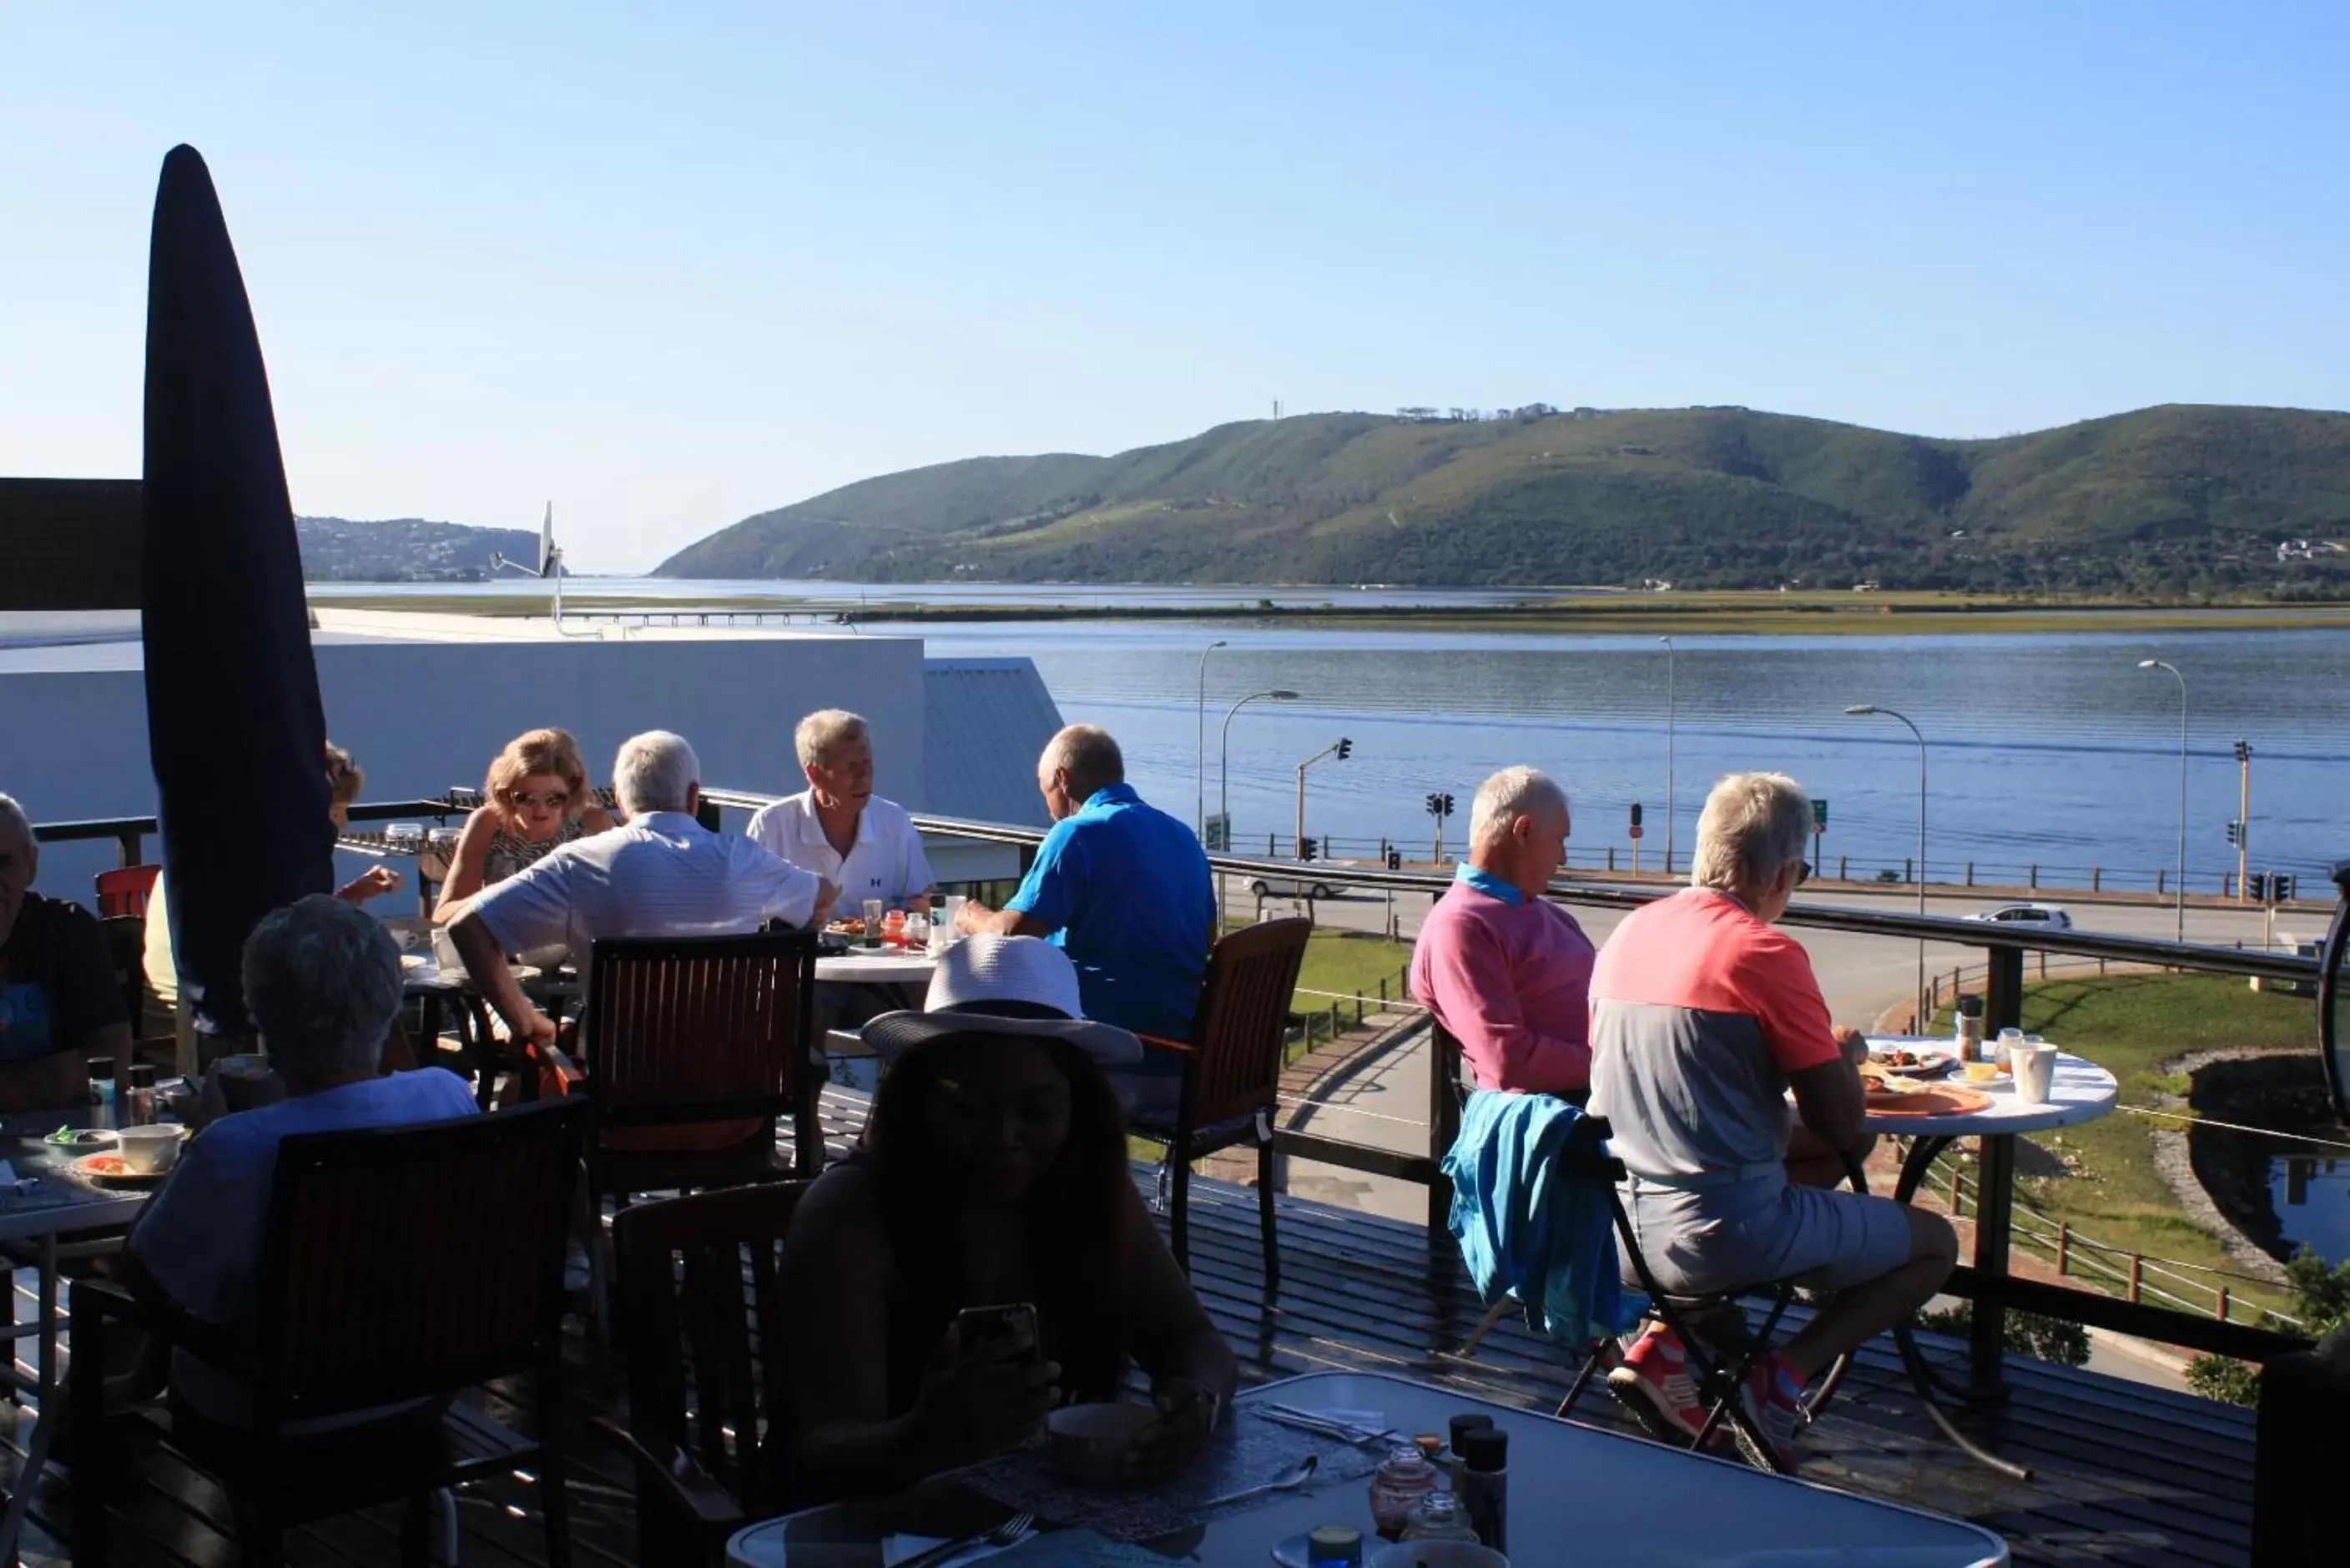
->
<box><xmin>72</xmin><ymin>1098</ymin><xmax>588</xmax><ymax>1567</ymax></box>
<box><xmin>1544</xmin><ymin>1114</ymin><xmax>1802</xmax><ymax>1474</ymax></box>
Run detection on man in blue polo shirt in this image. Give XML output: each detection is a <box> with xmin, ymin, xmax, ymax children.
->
<box><xmin>956</xmin><ymin>724</ymin><xmax>1215</xmax><ymax>1110</ymax></box>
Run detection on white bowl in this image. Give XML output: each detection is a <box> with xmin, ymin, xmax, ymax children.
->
<box><xmin>1045</xmin><ymin>1401</ymin><xmax>1157</xmax><ymax>1487</ymax></box>
<box><xmin>116</xmin><ymin>1125</ymin><xmax>184</xmax><ymax>1177</ymax></box>
<box><xmin>1369</xmin><ymin>1542</ymin><xmax>1509</xmax><ymax>1568</ymax></box>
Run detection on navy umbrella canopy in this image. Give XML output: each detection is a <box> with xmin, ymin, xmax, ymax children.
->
<box><xmin>142</xmin><ymin>144</ymin><xmax>332</xmax><ymax>1036</ymax></box>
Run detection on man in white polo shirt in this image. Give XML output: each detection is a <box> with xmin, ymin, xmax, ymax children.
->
<box><xmin>451</xmin><ymin>729</ymin><xmax>836</xmax><ymax>1049</ymax></box>
<box><xmin>747</xmin><ymin>709</ymin><xmax>937</xmax><ymax>915</ymax></box>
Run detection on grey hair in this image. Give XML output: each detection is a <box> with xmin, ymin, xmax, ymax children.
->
<box><xmin>241</xmin><ymin>895</ymin><xmax>401</xmax><ymax>1092</ymax></box>
<box><xmin>794</xmin><ymin>708</ymin><xmax>870</xmax><ymax>770</ymax></box>
<box><xmin>1469</xmin><ymin>766</ymin><xmax>1568</xmax><ymax>850</ymax></box>
<box><xmin>0</xmin><ymin>794</ymin><xmax>32</xmax><ymax>850</ymax></box>
<box><xmin>613</xmin><ymin>730</ymin><xmax>699</xmax><ymax>814</ymax></box>
<box><xmin>1041</xmin><ymin>724</ymin><xmax>1123</xmax><ymax>799</ymax></box>
<box><xmin>1692</xmin><ymin>771</ymin><xmax>1813</xmax><ymax>893</ymax></box>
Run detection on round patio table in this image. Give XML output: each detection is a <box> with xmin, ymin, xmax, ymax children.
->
<box><xmin>1817</xmin><ymin>1035</ymin><xmax>2119</xmax><ymax>1479</ymax></box>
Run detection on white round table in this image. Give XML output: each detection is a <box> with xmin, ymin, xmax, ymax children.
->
<box><xmin>814</xmin><ymin>949</ymin><xmax>938</xmax><ymax>986</ymax></box>
<box><xmin>1860</xmin><ymin>1035</ymin><xmax>2118</xmax><ymax>1138</ymax></box>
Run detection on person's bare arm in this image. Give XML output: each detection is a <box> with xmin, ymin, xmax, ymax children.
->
<box><xmin>952</xmin><ymin>899</ymin><xmax>1053</xmax><ymax>938</ymax></box>
<box><xmin>449</xmin><ymin>910</ymin><xmax>553</xmax><ymax>1048</ymax></box>
<box><xmin>0</xmin><ymin>1033</ymin><xmax>119</xmax><ymax>1112</ymax></box>
<box><xmin>1119</xmin><ymin>1181</ymin><xmax>1238</xmax><ymax>1476</ymax></box>
<box><xmin>781</xmin><ymin>1170</ymin><xmax>1059</xmax><ymax>1500</ymax></box>
<box><xmin>432</xmin><ymin>809</ymin><xmax>498</xmax><ymax>918</ymax></box>
<box><xmin>1788</xmin><ymin>1027</ymin><xmax>1868</xmax><ymax>1152</ymax></box>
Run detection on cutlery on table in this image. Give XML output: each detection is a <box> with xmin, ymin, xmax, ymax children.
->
<box><xmin>1205</xmin><ymin>1453</ymin><xmax>1319</xmax><ymax>1509</ymax></box>
<box><xmin>895</xmin><ymin>1510</ymin><xmax>1035</xmax><ymax>1568</ymax></box>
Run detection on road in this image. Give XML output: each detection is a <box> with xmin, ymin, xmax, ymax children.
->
<box><xmin>1240</xmin><ymin>878</ymin><xmax>2310</xmax><ymax>1018</ymax></box>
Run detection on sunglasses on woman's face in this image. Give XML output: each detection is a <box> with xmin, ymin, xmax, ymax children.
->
<box><xmin>511</xmin><ymin>790</ymin><xmax>569</xmax><ymax>809</ymax></box>
<box><xmin>1794</xmin><ymin>860</ymin><xmax>1813</xmax><ymax>886</ymax></box>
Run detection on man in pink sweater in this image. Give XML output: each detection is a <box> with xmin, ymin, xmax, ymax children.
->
<box><xmin>1409</xmin><ymin>767</ymin><xmax>1596</xmax><ymax>1097</ymax></box>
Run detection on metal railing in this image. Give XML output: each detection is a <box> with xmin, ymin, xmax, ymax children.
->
<box><xmin>35</xmin><ymin>792</ymin><xmax>2336</xmax><ymax>1371</ymax></box>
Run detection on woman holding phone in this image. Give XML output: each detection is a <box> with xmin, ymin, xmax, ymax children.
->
<box><xmin>779</xmin><ymin>935</ymin><xmax>1237</xmax><ymax>1504</ymax></box>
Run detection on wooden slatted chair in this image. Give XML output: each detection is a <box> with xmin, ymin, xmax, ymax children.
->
<box><xmin>537</xmin><ymin>929</ymin><xmax>824</xmax><ymax>1206</ymax></box>
<box><xmin>1131</xmin><ymin>917</ymin><xmax>1313</xmax><ymax>1293</ymax></box>
<box><xmin>597</xmin><ymin>1182</ymin><xmax>810</xmax><ymax>1566</ymax></box>
<box><xmin>72</xmin><ymin>1097</ymin><xmax>589</xmax><ymax>1567</ymax></box>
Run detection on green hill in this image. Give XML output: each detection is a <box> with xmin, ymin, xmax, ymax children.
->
<box><xmin>656</xmin><ymin>404</ymin><xmax>2350</xmax><ymax>595</ymax></box>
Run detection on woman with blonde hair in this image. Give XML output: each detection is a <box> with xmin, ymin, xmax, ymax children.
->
<box><xmin>432</xmin><ymin>729</ymin><xmax>615</xmax><ymax>917</ymax></box>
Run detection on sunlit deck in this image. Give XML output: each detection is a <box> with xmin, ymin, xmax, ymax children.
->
<box><xmin>0</xmin><ymin>1085</ymin><xmax>2252</xmax><ymax>1566</ymax></box>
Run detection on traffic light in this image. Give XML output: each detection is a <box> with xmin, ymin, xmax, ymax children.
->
<box><xmin>1335</xmin><ymin>738</ymin><xmax>1353</xmax><ymax>761</ymax></box>
<box><xmin>1630</xmin><ymin>803</ymin><xmax>1643</xmax><ymax>829</ymax></box>
<box><xmin>1442</xmin><ymin>793</ymin><xmax>1455</xmax><ymax>817</ymax></box>
<box><xmin>1387</xmin><ymin>846</ymin><xmax>1402</xmax><ymax>870</ymax></box>
<box><xmin>2234</xmin><ymin>739</ymin><xmax>2252</xmax><ymax>764</ymax></box>
<box><xmin>2226</xmin><ymin>819</ymin><xmax>2242</xmax><ymax>846</ymax></box>
<box><xmin>2281</xmin><ymin>874</ymin><xmax>2297</xmax><ymax>902</ymax></box>
<box><xmin>2250</xmin><ymin>872</ymin><xmax>2271</xmax><ymax>902</ymax></box>
<box><xmin>1300</xmin><ymin>837</ymin><xmax>1319</xmax><ymax>862</ymax></box>
<box><xmin>1425</xmin><ymin>792</ymin><xmax>1443</xmax><ymax>816</ymax></box>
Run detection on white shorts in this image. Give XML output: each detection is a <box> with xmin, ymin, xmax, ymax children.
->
<box><xmin>1623</xmin><ymin>1180</ymin><xmax>1917</xmax><ymax>1298</ymax></box>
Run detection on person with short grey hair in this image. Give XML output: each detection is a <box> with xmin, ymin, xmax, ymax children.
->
<box><xmin>1589</xmin><ymin>772</ymin><xmax>1954</xmax><ymax>1466</ymax></box>
<box><xmin>613</xmin><ymin>729</ymin><xmax>701</xmax><ymax>816</ymax></box>
<box><xmin>956</xmin><ymin>725</ymin><xmax>1214</xmax><ymax>1112</ymax></box>
<box><xmin>749</xmin><ymin>708</ymin><xmax>936</xmax><ymax>915</ymax></box>
<box><xmin>1409</xmin><ymin>766</ymin><xmax>1596</xmax><ymax>1096</ymax></box>
<box><xmin>452</xmin><ymin>730</ymin><xmax>836</xmax><ymax>1054</ymax></box>
<box><xmin>0</xmin><ymin>790</ymin><xmax>133</xmax><ymax>1111</ymax></box>
<box><xmin>129</xmin><ymin>895</ymin><xmax>480</xmax><ymax>1423</ymax></box>
<box><xmin>1690</xmin><ymin>769</ymin><xmax>1813</xmax><ymax>895</ymax></box>
<box><xmin>241</xmin><ymin>894</ymin><xmax>407</xmax><ymax>1092</ymax></box>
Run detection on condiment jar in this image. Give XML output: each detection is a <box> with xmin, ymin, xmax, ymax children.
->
<box><xmin>1369</xmin><ymin>1444</ymin><xmax>1440</xmax><ymax>1540</ymax></box>
<box><xmin>1401</xmin><ymin>1489</ymin><xmax>1483</xmax><ymax>1542</ymax></box>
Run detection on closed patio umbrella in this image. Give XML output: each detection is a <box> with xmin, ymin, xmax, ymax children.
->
<box><xmin>142</xmin><ymin>144</ymin><xmax>331</xmax><ymax>1036</ymax></box>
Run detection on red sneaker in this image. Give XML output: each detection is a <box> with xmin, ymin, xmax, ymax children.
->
<box><xmin>1734</xmin><ymin>1353</ymin><xmax>1808</xmax><ymax>1471</ymax></box>
<box><xmin>1606</xmin><ymin>1323</ymin><xmax>1706</xmax><ymax>1443</ymax></box>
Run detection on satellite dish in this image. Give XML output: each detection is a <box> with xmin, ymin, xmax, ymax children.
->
<box><xmin>488</xmin><ymin>502</ymin><xmax>573</xmax><ymax>629</ymax></box>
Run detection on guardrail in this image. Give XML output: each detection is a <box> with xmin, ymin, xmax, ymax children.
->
<box><xmin>36</xmin><ymin>791</ymin><xmax>2337</xmax><ymax>1372</ymax></box>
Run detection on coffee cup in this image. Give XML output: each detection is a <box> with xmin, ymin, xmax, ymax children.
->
<box><xmin>2009</xmin><ymin>1041</ymin><xmax>2059</xmax><ymax>1104</ymax></box>
<box><xmin>116</xmin><ymin>1125</ymin><xmax>183</xmax><ymax>1177</ymax></box>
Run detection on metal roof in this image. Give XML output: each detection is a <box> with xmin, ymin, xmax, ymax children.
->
<box><xmin>922</xmin><ymin>658</ymin><xmax>1062</xmax><ymax>827</ymax></box>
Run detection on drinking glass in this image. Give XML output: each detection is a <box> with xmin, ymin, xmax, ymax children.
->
<box><xmin>862</xmin><ymin>898</ymin><xmax>885</xmax><ymax>948</ymax></box>
<box><xmin>385</xmin><ymin>821</ymin><xmax>423</xmax><ymax>851</ymax></box>
<box><xmin>1994</xmin><ymin>1026</ymin><xmax>2025</xmax><ymax>1066</ymax></box>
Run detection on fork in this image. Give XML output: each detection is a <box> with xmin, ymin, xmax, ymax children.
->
<box><xmin>896</xmin><ymin>1510</ymin><xmax>1036</xmax><ymax>1568</ymax></box>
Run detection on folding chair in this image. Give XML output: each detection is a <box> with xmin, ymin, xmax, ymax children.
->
<box><xmin>1547</xmin><ymin>1114</ymin><xmax>1803</xmax><ymax>1475</ymax></box>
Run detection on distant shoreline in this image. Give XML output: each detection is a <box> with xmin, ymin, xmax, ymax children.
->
<box><xmin>307</xmin><ymin>587</ymin><xmax>2350</xmax><ymax>637</ymax></box>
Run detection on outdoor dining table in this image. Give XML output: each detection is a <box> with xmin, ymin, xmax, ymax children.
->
<box><xmin>725</xmin><ymin>1370</ymin><xmax>2008</xmax><ymax>1566</ymax></box>
<box><xmin>814</xmin><ymin>947</ymin><xmax>938</xmax><ymax>986</ymax></box>
<box><xmin>0</xmin><ymin>1101</ymin><xmax>177</xmax><ymax>1559</ymax></box>
<box><xmin>1816</xmin><ymin>1036</ymin><xmax>2120</xmax><ymax>1478</ymax></box>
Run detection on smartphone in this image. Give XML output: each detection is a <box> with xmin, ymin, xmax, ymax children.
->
<box><xmin>956</xmin><ymin>1302</ymin><xmax>1040</xmax><ymax>1365</ymax></box>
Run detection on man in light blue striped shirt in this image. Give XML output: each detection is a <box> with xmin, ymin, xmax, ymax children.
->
<box><xmin>452</xmin><ymin>731</ymin><xmax>836</xmax><ymax>1047</ymax></box>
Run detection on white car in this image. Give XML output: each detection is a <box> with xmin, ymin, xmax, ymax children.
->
<box><xmin>1964</xmin><ymin>902</ymin><xmax>2074</xmax><ymax>931</ymax></box>
<box><xmin>1248</xmin><ymin>875</ymin><xmax>1346</xmax><ymax>901</ymax></box>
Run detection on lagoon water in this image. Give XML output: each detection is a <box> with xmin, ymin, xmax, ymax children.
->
<box><xmin>316</xmin><ymin>580</ymin><xmax>2350</xmax><ymax>885</ymax></box>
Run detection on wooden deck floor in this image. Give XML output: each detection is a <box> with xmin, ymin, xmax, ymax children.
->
<box><xmin>3</xmin><ymin>1088</ymin><xmax>2255</xmax><ymax>1565</ymax></box>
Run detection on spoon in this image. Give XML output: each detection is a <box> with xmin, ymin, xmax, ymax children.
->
<box><xmin>1205</xmin><ymin>1453</ymin><xmax>1318</xmax><ymax>1509</ymax></box>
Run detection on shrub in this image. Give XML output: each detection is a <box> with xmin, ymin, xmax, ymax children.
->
<box><xmin>1916</xmin><ymin>1304</ymin><xmax>2090</xmax><ymax>1367</ymax></box>
<box><xmin>2186</xmin><ymin>1355</ymin><xmax>2260</xmax><ymax>1406</ymax></box>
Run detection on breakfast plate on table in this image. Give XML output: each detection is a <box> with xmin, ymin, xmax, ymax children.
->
<box><xmin>1868</xmin><ymin>1046</ymin><xmax>1954</xmax><ymax>1079</ymax></box>
<box><xmin>1862</xmin><ymin>1085</ymin><xmax>1994</xmax><ymax>1117</ymax></box>
<box><xmin>69</xmin><ymin>1152</ymin><xmax>169</xmax><ymax>1187</ymax></box>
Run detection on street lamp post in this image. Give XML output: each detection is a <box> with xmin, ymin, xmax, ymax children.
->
<box><xmin>2140</xmin><ymin>659</ymin><xmax>2189</xmax><ymax>942</ymax></box>
<box><xmin>1218</xmin><ymin>688</ymin><xmax>1299</xmax><ymax>930</ymax></box>
<box><xmin>1847</xmin><ymin>703</ymin><xmax>1929</xmax><ymax>1028</ymax></box>
<box><xmin>1194</xmin><ymin>639</ymin><xmax>1227</xmax><ymax>838</ymax></box>
<box><xmin>1660</xmin><ymin>636</ymin><xmax>1677</xmax><ymax>877</ymax></box>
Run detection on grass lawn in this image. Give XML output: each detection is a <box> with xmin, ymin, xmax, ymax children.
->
<box><xmin>1934</xmin><ymin>972</ymin><xmax>2316</xmax><ymax>1321</ymax></box>
<box><xmin>1290</xmin><ymin>927</ymin><xmax>1413</xmax><ymax>1016</ymax></box>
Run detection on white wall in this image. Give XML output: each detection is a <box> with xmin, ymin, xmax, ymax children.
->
<box><xmin>3</xmin><ymin>631</ymin><xmax>932</xmax><ymax>906</ymax></box>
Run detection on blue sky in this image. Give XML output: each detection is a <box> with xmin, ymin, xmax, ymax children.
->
<box><xmin>5</xmin><ymin>3</ymin><xmax>2346</xmax><ymax>571</ymax></box>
